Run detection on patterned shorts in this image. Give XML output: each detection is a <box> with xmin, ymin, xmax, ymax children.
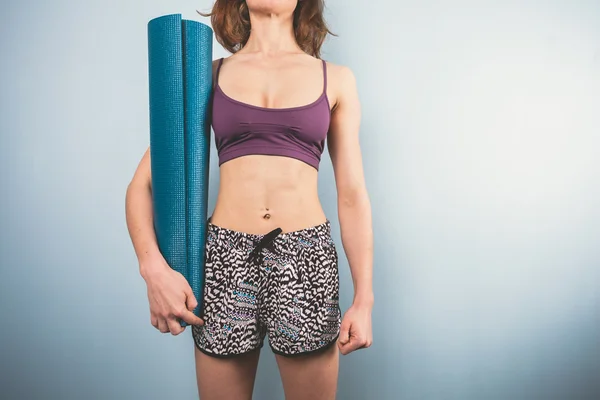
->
<box><xmin>192</xmin><ymin>219</ymin><xmax>341</xmax><ymax>357</ymax></box>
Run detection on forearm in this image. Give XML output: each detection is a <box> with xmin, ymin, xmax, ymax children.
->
<box><xmin>125</xmin><ymin>181</ymin><xmax>162</xmax><ymax>278</ymax></box>
<box><xmin>337</xmin><ymin>190</ymin><xmax>374</xmax><ymax>306</ymax></box>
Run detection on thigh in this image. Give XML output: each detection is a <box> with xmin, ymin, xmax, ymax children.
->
<box><xmin>275</xmin><ymin>343</ymin><xmax>339</xmax><ymax>400</ymax></box>
<box><xmin>193</xmin><ymin>223</ymin><xmax>266</xmax><ymax>357</ymax></box>
<box><xmin>268</xmin><ymin>222</ymin><xmax>341</xmax><ymax>399</ymax></box>
<box><xmin>266</xmin><ymin>222</ymin><xmax>341</xmax><ymax>356</ymax></box>
<box><xmin>194</xmin><ymin>345</ymin><xmax>261</xmax><ymax>400</ymax></box>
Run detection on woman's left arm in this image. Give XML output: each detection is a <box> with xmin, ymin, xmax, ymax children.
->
<box><xmin>327</xmin><ymin>64</ymin><xmax>374</xmax><ymax>355</ymax></box>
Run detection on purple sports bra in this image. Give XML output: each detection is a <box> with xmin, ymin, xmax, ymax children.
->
<box><xmin>211</xmin><ymin>57</ymin><xmax>331</xmax><ymax>170</ymax></box>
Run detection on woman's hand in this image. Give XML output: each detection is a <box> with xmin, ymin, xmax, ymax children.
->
<box><xmin>337</xmin><ymin>300</ymin><xmax>373</xmax><ymax>355</ymax></box>
<box><xmin>141</xmin><ymin>255</ymin><xmax>204</xmax><ymax>335</ymax></box>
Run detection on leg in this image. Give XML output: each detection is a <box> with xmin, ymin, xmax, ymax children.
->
<box><xmin>194</xmin><ymin>345</ymin><xmax>261</xmax><ymax>400</ymax></box>
<box><xmin>275</xmin><ymin>344</ymin><xmax>339</xmax><ymax>400</ymax></box>
<box><xmin>192</xmin><ymin>223</ymin><xmax>267</xmax><ymax>399</ymax></box>
<box><xmin>264</xmin><ymin>221</ymin><xmax>342</xmax><ymax>399</ymax></box>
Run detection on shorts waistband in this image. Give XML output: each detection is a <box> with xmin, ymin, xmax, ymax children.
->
<box><xmin>206</xmin><ymin>218</ymin><xmax>333</xmax><ymax>252</ymax></box>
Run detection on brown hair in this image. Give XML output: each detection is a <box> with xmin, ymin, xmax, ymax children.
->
<box><xmin>197</xmin><ymin>0</ymin><xmax>335</xmax><ymax>58</ymax></box>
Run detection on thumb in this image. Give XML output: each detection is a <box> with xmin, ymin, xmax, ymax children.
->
<box><xmin>185</xmin><ymin>286</ymin><xmax>198</xmax><ymax>311</ymax></box>
<box><xmin>338</xmin><ymin>320</ymin><xmax>351</xmax><ymax>344</ymax></box>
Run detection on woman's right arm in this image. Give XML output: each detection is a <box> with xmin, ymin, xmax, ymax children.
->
<box><xmin>125</xmin><ymin>147</ymin><xmax>204</xmax><ymax>335</ymax></box>
<box><xmin>125</xmin><ymin>147</ymin><xmax>161</xmax><ymax>272</ymax></box>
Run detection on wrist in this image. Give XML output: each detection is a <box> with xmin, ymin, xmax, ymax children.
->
<box><xmin>138</xmin><ymin>249</ymin><xmax>165</xmax><ymax>280</ymax></box>
<box><xmin>353</xmin><ymin>291</ymin><xmax>374</xmax><ymax>308</ymax></box>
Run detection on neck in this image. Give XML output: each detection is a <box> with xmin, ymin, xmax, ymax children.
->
<box><xmin>241</xmin><ymin>11</ymin><xmax>302</xmax><ymax>58</ymax></box>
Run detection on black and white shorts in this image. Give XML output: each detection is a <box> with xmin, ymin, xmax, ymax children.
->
<box><xmin>192</xmin><ymin>219</ymin><xmax>341</xmax><ymax>357</ymax></box>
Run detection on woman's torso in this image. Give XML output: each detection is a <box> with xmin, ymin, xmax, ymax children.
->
<box><xmin>209</xmin><ymin>54</ymin><xmax>334</xmax><ymax>234</ymax></box>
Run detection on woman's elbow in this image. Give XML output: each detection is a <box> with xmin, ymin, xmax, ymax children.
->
<box><xmin>126</xmin><ymin>171</ymin><xmax>151</xmax><ymax>205</ymax></box>
<box><xmin>338</xmin><ymin>186</ymin><xmax>369</xmax><ymax>209</ymax></box>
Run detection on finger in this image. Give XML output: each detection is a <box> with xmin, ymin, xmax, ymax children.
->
<box><xmin>157</xmin><ymin>318</ymin><xmax>170</xmax><ymax>334</ymax></box>
<box><xmin>355</xmin><ymin>339</ymin><xmax>368</xmax><ymax>351</ymax></box>
<box><xmin>150</xmin><ymin>314</ymin><xmax>159</xmax><ymax>329</ymax></box>
<box><xmin>338</xmin><ymin>322</ymin><xmax>351</xmax><ymax>344</ymax></box>
<box><xmin>341</xmin><ymin>336</ymin><xmax>366</xmax><ymax>354</ymax></box>
<box><xmin>167</xmin><ymin>317</ymin><xmax>185</xmax><ymax>336</ymax></box>
<box><xmin>339</xmin><ymin>338</ymin><xmax>353</xmax><ymax>355</ymax></box>
<box><xmin>340</xmin><ymin>342</ymin><xmax>353</xmax><ymax>355</ymax></box>
<box><xmin>339</xmin><ymin>335</ymin><xmax>353</xmax><ymax>354</ymax></box>
<box><xmin>178</xmin><ymin>308</ymin><xmax>205</xmax><ymax>326</ymax></box>
<box><xmin>185</xmin><ymin>289</ymin><xmax>198</xmax><ymax>311</ymax></box>
<box><xmin>341</xmin><ymin>342</ymin><xmax>360</xmax><ymax>355</ymax></box>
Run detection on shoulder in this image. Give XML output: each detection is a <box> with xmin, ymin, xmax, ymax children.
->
<box><xmin>211</xmin><ymin>57</ymin><xmax>230</xmax><ymax>86</ymax></box>
<box><xmin>323</xmin><ymin>60</ymin><xmax>356</xmax><ymax>86</ymax></box>
<box><xmin>211</xmin><ymin>59</ymin><xmax>220</xmax><ymax>78</ymax></box>
<box><xmin>322</xmin><ymin>60</ymin><xmax>358</xmax><ymax>111</ymax></box>
<box><xmin>211</xmin><ymin>57</ymin><xmax>224</xmax><ymax>73</ymax></box>
<box><xmin>212</xmin><ymin>55</ymin><xmax>242</xmax><ymax>74</ymax></box>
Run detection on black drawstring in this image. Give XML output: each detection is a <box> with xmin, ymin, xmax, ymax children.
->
<box><xmin>248</xmin><ymin>227</ymin><xmax>282</xmax><ymax>262</ymax></box>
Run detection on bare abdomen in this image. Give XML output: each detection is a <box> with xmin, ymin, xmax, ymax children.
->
<box><xmin>209</xmin><ymin>155</ymin><xmax>328</xmax><ymax>234</ymax></box>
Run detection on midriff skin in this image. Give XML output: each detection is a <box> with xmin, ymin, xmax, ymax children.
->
<box><xmin>210</xmin><ymin>154</ymin><xmax>327</xmax><ymax>234</ymax></box>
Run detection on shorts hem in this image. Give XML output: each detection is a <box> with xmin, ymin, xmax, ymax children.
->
<box><xmin>269</xmin><ymin>333</ymin><xmax>340</xmax><ymax>357</ymax></box>
<box><xmin>193</xmin><ymin>339</ymin><xmax>265</xmax><ymax>359</ymax></box>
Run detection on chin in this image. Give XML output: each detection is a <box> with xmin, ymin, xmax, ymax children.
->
<box><xmin>246</xmin><ymin>0</ymin><xmax>298</xmax><ymax>15</ymax></box>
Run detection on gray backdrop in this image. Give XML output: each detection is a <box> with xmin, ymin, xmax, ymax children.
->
<box><xmin>1</xmin><ymin>0</ymin><xmax>599</xmax><ymax>399</ymax></box>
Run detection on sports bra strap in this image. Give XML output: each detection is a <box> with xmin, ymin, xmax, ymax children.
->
<box><xmin>215</xmin><ymin>57</ymin><xmax>225</xmax><ymax>86</ymax></box>
<box><xmin>322</xmin><ymin>59</ymin><xmax>327</xmax><ymax>94</ymax></box>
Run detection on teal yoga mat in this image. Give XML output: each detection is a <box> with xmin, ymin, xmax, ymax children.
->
<box><xmin>147</xmin><ymin>14</ymin><xmax>213</xmax><ymax>327</ymax></box>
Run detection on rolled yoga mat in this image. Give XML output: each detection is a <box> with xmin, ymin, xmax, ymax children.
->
<box><xmin>147</xmin><ymin>14</ymin><xmax>213</xmax><ymax>327</ymax></box>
